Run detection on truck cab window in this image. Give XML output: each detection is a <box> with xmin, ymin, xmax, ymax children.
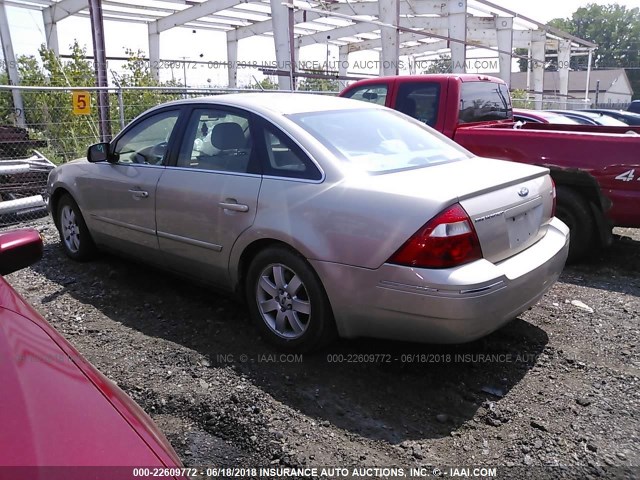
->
<box><xmin>395</xmin><ymin>82</ymin><xmax>441</xmax><ymax>127</ymax></box>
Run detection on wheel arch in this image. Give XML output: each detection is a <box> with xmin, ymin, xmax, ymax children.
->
<box><xmin>548</xmin><ymin>167</ymin><xmax>613</xmax><ymax>248</ymax></box>
<box><xmin>49</xmin><ymin>186</ymin><xmax>75</xmax><ymax>228</ymax></box>
<box><xmin>234</xmin><ymin>238</ymin><xmax>306</xmax><ymax>297</ymax></box>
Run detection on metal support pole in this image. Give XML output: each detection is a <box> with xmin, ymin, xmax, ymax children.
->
<box><xmin>289</xmin><ymin>7</ymin><xmax>296</xmax><ymax>90</ymax></box>
<box><xmin>378</xmin><ymin>0</ymin><xmax>399</xmax><ymax>75</ymax></box>
<box><xmin>148</xmin><ymin>24</ymin><xmax>160</xmax><ymax>82</ymax></box>
<box><xmin>531</xmin><ymin>32</ymin><xmax>546</xmax><ymax>110</ymax></box>
<box><xmin>270</xmin><ymin>0</ymin><xmax>293</xmax><ymax>90</ymax></box>
<box><xmin>585</xmin><ymin>49</ymin><xmax>593</xmax><ymax>102</ymax></box>
<box><xmin>0</xmin><ymin>2</ymin><xmax>25</xmax><ymax>127</ymax></box>
<box><xmin>88</xmin><ymin>0</ymin><xmax>111</xmax><ymax>141</ymax></box>
<box><xmin>448</xmin><ymin>0</ymin><xmax>467</xmax><ymax>73</ymax></box>
<box><xmin>558</xmin><ymin>40</ymin><xmax>571</xmax><ymax>109</ymax></box>
<box><xmin>595</xmin><ymin>80</ymin><xmax>600</xmax><ymax>106</ymax></box>
<box><xmin>338</xmin><ymin>46</ymin><xmax>349</xmax><ymax>90</ymax></box>
<box><xmin>226</xmin><ymin>32</ymin><xmax>238</xmax><ymax>88</ymax></box>
<box><xmin>496</xmin><ymin>17</ymin><xmax>513</xmax><ymax>86</ymax></box>
<box><xmin>117</xmin><ymin>87</ymin><xmax>125</xmax><ymax>130</ymax></box>
<box><xmin>42</xmin><ymin>9</ymin><xmax>60</xmax><ymax>55</ymax></box>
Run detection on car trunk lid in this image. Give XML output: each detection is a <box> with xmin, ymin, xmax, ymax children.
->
<box><xmin>356</xmin><ymin>157</ymin><xmax>554</xmax><ymax>265</ymax></box>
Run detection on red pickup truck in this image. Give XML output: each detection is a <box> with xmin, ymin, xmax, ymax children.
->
<box><xmin>340</xmin><ymin>75</ymin><xmax>640</xmax><ymax>261</ymax></box>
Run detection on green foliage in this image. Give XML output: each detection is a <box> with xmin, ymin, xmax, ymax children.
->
<box><xmin>510</xmin><ymin>89</ymin><xmax>533</xmax><ymax>109</ymax></box>
<box><xmin>249</xmin><ymin>77</ymin><xmax>279</xmax><ymax>90</ymax></box>
<box><xmin>297</xmin><ymin>71</ymin><xmax>339</xmax><ymax>92</ymax></box>
<box><xmin>115</xmin><ymin>48</ymin><xmax>183</xmax><ymax>124</ymax></box>
<box><xmin>0</xmin><ymin>42</ymin><xmax>185</xmax><ymax>164</ymax></box>
<box><xmin>549</xmin><ymin>4</ymin><xmax>640</xmax><ymax>70</ymax></box>
<box><xmin>549</xmin><ymin>4</ymin><xmax>640</xmax><ymax>98</ymax></box>
<box><xmin>515</xmin><ymin>48</ymin><xmax>529</xmax><ymax>73</ymax></box>
<box><xmin>421</xmin><ymin>55</ymin><xmax>452</xmax><ymax>74</ymax></box>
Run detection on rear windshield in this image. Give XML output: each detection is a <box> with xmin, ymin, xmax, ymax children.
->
<box><xmin>290</xmin><ymin>108</ymin><xmax>469</xmax><ymax>174</ymax></box>
<box><xmin>459</xmin><ymin>82</ymin><xmax>512</xmax><ymax>124</ymax></box>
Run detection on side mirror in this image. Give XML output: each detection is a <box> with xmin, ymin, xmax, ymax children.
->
<box><xmin>362</xmin><ymin>92</ymin><xmax>379</xmax><ymax>100</ymax></box>
<box><xmin>0</xmin><ymin>229</ymin><xmax>43</xmax><ymax>276</ymax></box>
<box><xmin>87</xmin><ymin>142</ymin><xmax>112</xmax><ymax>163</ymax></box>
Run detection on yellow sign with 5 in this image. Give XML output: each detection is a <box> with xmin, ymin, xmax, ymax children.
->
<box><xmin>72</xmin><ymin>91</ymin><xmax>91</xmax><ymax>115</ymax></box>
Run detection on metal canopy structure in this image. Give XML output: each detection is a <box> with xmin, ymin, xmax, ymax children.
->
<box><xmin>1</xmin><ymin>0</ymin><xmax>596</xmax><ymax>113</ymax></box>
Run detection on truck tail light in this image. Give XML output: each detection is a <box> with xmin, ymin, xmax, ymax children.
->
<box><xmin>388</xmin><ymin>203</ymin><xmax>483</xmax><ymax>269</ymax></box>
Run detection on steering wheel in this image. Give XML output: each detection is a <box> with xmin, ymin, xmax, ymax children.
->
<box><xmin>149</xmin><ymin>142</ymin><xmax>168</xmax><ymax>163</ymax></box>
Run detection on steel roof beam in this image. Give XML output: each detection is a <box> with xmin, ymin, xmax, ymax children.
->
<box><xmin>149</xmin><ymin>0</ymin><xmax>246</xmax><ymax>34</ymax></box>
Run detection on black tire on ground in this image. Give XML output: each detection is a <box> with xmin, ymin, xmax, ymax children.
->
<box><xmin>245</xmin><ymin>246</ymin><xmax>336</xmax><ymax>352</ymax></box>
<box><xmin>555</xmin><ymin>186</ymin><xmax>596</xmax><ymax>263</ymax></box>
<box><xmin>56</xmin><ymin>194</ymin><xmax>97</xmax><ymax>261</ymax></box>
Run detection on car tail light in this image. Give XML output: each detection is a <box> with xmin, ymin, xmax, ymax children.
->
<box><xmin>388</xmin><ymin>203</ymin><xmax>483</xmax><ymax>269</ymax></box>
<box><xmin>551</xmin><ymin>178</ymin><xmax>557</xmax><ymax>217</ymax></box>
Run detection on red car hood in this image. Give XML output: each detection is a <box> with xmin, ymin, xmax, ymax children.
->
<box><xmin>0</xmin><ymin>277</ymin><xmax>182</xmax><ymax>476</ymax></box>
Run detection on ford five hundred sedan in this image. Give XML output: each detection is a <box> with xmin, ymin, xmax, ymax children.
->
<box><xmin>48</xmin><ymin>94</ymin><xmax>569</xmax><ymax>351</ymax></box>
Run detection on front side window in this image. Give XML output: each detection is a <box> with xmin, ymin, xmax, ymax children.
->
<box><xmin>395</xmin><ymin>82</ymin><xmax>441</xmax><ymax>127</ymax></box>
<box><xmin>177</xmin><ymin>108</ymin><xmax>253</xmax><ymax>173</ymax></box>
<box><xmin>342</xmin><ymin>84</ymin><xmax>388</xmax><ymax>106</ymax></box>
<box><xmin>459</xmin><ymin>82</ymin><xmax>512</xmax><ymax>124</ymax></box>
<box><xmin>113</xmin><ymin>110</ymin><xmax>179</xmax><ymax>165</ymax></box>
<box><xmin>290</xmin><ymin>108</ymin><xmax>468</xmax><ymax>174</ymax></box>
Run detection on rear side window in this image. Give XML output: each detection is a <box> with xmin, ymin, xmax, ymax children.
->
<box><xmin>342</xmin><ymin>84</ymin><xmax>388</xmax><ymax>106</ymax></box>
<box><xmin>395</xmin><ymin>82</ymin><xmax>441</xmax><ymax>127</ymax></box>
<box><xmin>261</xmin><ymin>127</ymin><xmax>322</xmax><ymax>181</ymax></box>
<box><xmin>459</xmin><ymin>82</ymin><xmax>512</xmax><ymax>123</ymax></box>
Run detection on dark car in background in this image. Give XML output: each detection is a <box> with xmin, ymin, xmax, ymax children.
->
<box><xmin>0</xmin><ymin>229</ymin><xmax>185</xmax><ymax>479</ymax></box>
<box><xmin>548</xmin><ymin>110</ymin><xmax>629</xmax><ymax>126</ymax></box>
<box><xmin>627</xmin><ymin>100</ymin><xmax>640</xmax><ymax>114</ymax></box>
<box><xmin>583</xmin><ymin>109</ymin><xmax>640</xmax><ymax>125</ymax></box>
<box><xmin>513</xmin><ymin>109</ymin><xmax>581</xmax><ymax>125</ymax></box>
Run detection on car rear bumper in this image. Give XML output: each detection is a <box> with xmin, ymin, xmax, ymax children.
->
<box><xmin>311</xmin><ymin>217</ymin><xmax>569</xmax><ymax>344</ymax></box>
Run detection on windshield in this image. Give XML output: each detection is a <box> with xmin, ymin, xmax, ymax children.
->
<box><xmin>289</xmin><ymin>108</ymin><xmax>469</xmax><ymax>174</ymax></box>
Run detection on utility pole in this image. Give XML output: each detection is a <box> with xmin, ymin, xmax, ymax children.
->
<box><xmin>88</xmin><ymin>0</ymin><xmax>111</xmax><ymax>141</ymax></box>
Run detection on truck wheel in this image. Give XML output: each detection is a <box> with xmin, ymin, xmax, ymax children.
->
<box><xmin>57</xmin><ymin>194</ymin><xmax>97</xmax><ymax>261</ymax></box>
<box><xmin>555</xmin><ymin>186</ymin><xmax>595</xmax><ymax>263</ymax></box>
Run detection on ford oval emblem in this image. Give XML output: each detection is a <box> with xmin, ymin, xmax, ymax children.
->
<box><xmin>518</xmin><ymin>187</ymin><xmax>529</xmax><ymax>197</ymax></box>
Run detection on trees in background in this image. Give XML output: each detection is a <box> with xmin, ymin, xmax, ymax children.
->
<box><xmin>0</xmin><ymin>41</ymin><xmax>182</xmax><ymax>163</ymax></box>
<box><xmin>516</xmin><ymin>4</ymin><xmax>640</xmax><ymax>98</ymax></box>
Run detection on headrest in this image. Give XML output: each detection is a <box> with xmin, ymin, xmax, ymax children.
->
<box><xmin>211</xmin><ymin>122</ymin><xmax>245</xmax><ymax>150</ymax></box>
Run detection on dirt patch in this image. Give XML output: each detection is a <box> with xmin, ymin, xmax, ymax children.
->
<box><xmin>6</xmin><ymin>220</ymin><xmax>639</xmax><ymax>478</ymax></box>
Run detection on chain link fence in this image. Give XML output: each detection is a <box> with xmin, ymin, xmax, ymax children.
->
<box><xmin>0</xmin><ymin>85</ymin><xmax>337</xmax><ymax>228</ymax></box>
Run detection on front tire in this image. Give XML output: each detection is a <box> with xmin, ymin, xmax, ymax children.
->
<box><xmin>56</xmin><ymin>194</ymin><xmax>97</xmax><ymax>261</ymax></box>
<box><xmin>245</xmin><ymin>246</ymin><xmax>336</xmax><ymax>352</ymax></box>
<box><xmin>555</xmin><ymin>186</ymin><xmax>595</xmax><ymax>263</ymax></box>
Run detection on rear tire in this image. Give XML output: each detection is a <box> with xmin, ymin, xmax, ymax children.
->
<box><xmin>56</xmin><ymin>194</ymin><xmax>97</xmax><ymax>261</ymax></box>
<box><xmin>555</xmin><ymin>186</ymin><xmax>595</xmax><ymax>263</ymax></box>
<box><xmin>245</xmin><ymin>246</ymin><xmax>336</xmax><ymax>352</ymax></box>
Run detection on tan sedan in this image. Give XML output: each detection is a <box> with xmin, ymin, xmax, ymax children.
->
<box><xmin>48</xmin><ymin>94</ymin><xmax>569</xmax><ymax>351</ymax></box>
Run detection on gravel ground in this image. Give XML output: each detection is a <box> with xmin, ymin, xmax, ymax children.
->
<box><xmin>5</xmin><ymin>219</ymin><xmax>640</xmax><ymax>479</ymax></box>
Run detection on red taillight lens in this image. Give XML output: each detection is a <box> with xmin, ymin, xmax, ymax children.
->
<box><xmin>550</xmin><ymin>178</ymin><xmax>557</xmax><ymax>217</ymax></box>
<box><xmin>388</xmin><ymin>203</ymin><xmax>483</xmax><ymax>269</ymax></box>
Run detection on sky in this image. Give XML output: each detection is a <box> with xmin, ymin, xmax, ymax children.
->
<box><xmin>3</xmin><ymin>1</ymin><xmax>640</xmax><ymax>87</ymax></box>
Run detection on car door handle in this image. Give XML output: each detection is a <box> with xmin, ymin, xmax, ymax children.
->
<box><xmin>128</xmin><ymin>189</ymin><xmax>149</xmax><ymax>199</ymax></box>
<box><xmin>218</xmin><ymin>201</ymin><xmax>249</xmax><ymax>213</ymax></box>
